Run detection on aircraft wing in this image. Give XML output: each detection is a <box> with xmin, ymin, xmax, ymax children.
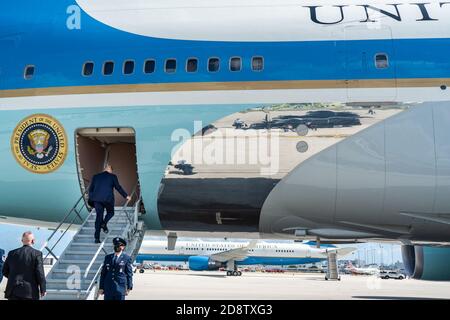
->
<box><xmin>320</xmin><ymin>247</ymin><xmax>357</xmax><ymax>258</ymax></box>
<box><xmin>209</xmin><ymin>240</ymin><xmax>258</xmax><ymax>263</ymax></box>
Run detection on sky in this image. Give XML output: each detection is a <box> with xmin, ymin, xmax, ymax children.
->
<box><xmin>0</xmin><ymin>224</ymin><xmax>403</xmax><ymax>265</ymax></box>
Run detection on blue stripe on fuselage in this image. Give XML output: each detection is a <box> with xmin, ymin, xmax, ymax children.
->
<box><xmin>135</xmin><ymin>254</ymin><xmax>324</xmax><ymax>265</ymax></box>
<box><xmin>1</xmin><ymin>1</ymin><xmax>449</xmax><ymax>91</ymax></box>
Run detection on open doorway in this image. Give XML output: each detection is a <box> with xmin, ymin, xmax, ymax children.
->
<box><xmin>75</xmin><ymin>128</ymin><xmax>142</xmax><ymax>208</ymax></box>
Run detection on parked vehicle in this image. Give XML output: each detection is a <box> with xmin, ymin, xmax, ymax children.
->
<box><xmin>379</xmin><ymin>270</ymin><xmax>405</xmax><ymax>280</ymax></box>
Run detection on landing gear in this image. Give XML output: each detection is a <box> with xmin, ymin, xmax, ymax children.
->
<box><xmin>225</xmin><ymin>260</ymin><xmax>242</xmax><ymax>277</ymax></box>
<box><xmin>325</xmin><ymin>276</ymin><xmax>341</xmax><ymax>281</ymax></box>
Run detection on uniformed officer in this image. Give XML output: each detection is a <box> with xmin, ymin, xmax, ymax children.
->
<box><xmin>99</xmin><ymin>237</ymin><xmax>133</xmax><ymax>300</ymax></box>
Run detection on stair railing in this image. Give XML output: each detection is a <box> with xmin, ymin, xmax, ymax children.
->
<box><xmin>42</xmin><ymin>188</ymin><xmax>91</xmax><ymax>261</ymax></box>
<box><xmin>121</xmin><ymin>183</ymin><xmax>140</xmax><ymax>227</ymax></box>
<box><xmin>83</xmin><ymin>195</ymin><xmax>142</xmax><ymax>299</ymax></box>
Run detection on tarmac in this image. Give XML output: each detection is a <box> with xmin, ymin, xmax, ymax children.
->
<box><xmin>122</xmin><ymin>270</ymin><xmax>450</xmax><ymax>300</ymax></box>
<box><xmin>1</xmin><ymin>270</ymin><xmax>450</xmax><ymax>300</ymax></box>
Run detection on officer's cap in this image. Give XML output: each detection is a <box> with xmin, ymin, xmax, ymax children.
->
<box><xmin>113</xmin><ymin>237</ymin><xmax>127</xmax><ymax>246</ymax></box>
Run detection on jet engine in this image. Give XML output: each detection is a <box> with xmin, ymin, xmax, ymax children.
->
<box><xmin>401</xmin><ymin>245</ymin><xmax>450</xmax><ymax>280</ymax></box>
<box><xmin>188</xmin><ymin>256</ymin><xmax>225</xmax><ymax>271</ymax></box>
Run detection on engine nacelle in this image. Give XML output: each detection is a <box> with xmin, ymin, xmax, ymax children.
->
<box><xmin>188</xmin><ymin>256</ymin><xmax>225</xmax><ymax>271</ymax></box>
<box><xmin>401</xmin><ymin>245</ymin><xmax>450</xmax><ymax>281</ymax></box>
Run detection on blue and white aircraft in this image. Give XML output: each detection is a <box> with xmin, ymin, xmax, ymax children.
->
<box><xmin>136</xmin><ymin>239</ymin><xmax>355</xmax><ymax>276</ymax></box>
<box><xmin>1</xmin><ymin>0</ymin><xmax>450</xmax><ymax>280</ymax></box>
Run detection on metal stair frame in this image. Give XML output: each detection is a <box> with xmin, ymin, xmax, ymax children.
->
<box><xmin>42</xmin><ymin>186</ymin><xmax>145</xmax><ymax>300</ymax></box>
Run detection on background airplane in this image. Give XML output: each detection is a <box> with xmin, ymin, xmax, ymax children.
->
<box><xmin>136</xmin><ymin>239</ymin><xmax>355</xmax><ymax>276</ymax></box>
<box><xmin>345</xmin><ymin>262</ymin><xmax>379</xmax><ymax>275</ymax></box>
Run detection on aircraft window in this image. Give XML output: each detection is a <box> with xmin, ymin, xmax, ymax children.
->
<box><xmin>82</xmin><ymin>62</ymin><xmax>94</xmax><ymax>76</ymax></box>
<box><xmin>103</xmin><ymin>61</ymin><xmax>114</xmax><ymax>76</ymax></box>
<box><xmin>186</xmin><ymin>58</ymin><xmax>198</xmax><ymax>73</ymax></box>
<box><xmin>24</xmin><ymin>65</ymin><xmax>35</xmax><ymax>80</ymax></box>
<box><xmin>123</xmin><ymin>60</ymin><xmax>135</xmax><ymax>75</ymax></box>
<box><xmin>165</xmin><ymin>59</ymin><xmax>177</xmax><ymax>73</ymax></box>
<box><xmin>252</xmin><ymin>57</ymin><xmax>264</xmax><ymax>71</ymax></box>
<box><xmin>230</xmin><ymin>57</ymin><xmax>242</xmax><ymax>72</ymax></box>
<box><xmin>375</xmin><ymin>53</ymin><xmax>389</xmax><ymax>69</ymax></box>
<box><xmin>208</xmin><ymin>58</ymin><xmax>220</xmax><ymax>72</ymax></box>
<box><xmin>144</xmin><ymin>59</ymin><xmax>156</xmax><ymax>74</ymax></box>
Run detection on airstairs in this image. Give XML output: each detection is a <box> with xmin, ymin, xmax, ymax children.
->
<box><xmin>42</xmin><ymin>187</ymin><xmax>145</xmax><ymax>300</ymax></box>
<box><xmin>325</xmin><ymin>251</ymin><xmax>340</xmax><ymax>281</ymax></box>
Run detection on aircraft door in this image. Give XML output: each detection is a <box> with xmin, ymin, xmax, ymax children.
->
<box><xmin>345</xmin><ymin>25</ymin><xmax>397</xmax><ymax>102</ymax></box>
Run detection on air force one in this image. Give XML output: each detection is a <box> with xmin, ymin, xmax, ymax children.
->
<box><xmin>136</xmin><ymin>240</ymin><xmax>355</xmax><ymax>275</ymax></box>
<box><xmin>1</xmin><ymin>0</ymin><xmax>450</xmax><ymax>282</ymax></box>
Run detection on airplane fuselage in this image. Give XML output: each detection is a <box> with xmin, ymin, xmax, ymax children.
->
<box><xmin>1</xmin><ymin>1</ymin><xmax>450</xmax><ymax>245</ymax></box>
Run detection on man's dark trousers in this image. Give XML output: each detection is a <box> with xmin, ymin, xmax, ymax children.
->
<box><xmin>94</xmin><ymin>202</ymin><xmax>115</xmax><ymax>240</ymax></box>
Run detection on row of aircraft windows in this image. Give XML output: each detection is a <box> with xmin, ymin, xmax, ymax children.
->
<box><xmin>185</xmin><ymin>244</ymin><xmax>245</xmax><ymax>248</ymax></box>
<box><xmin>22</xmin><ymin>54</ymin><xmax>388</xmax><ymax>80</ymax></box>
<box><xmin>185</xmin><ymin>247</ymin><xmax>239</xmax><ymax>251</ymax></box>
<box><xmin>183</xmin><ymin>246</ymin><xmax>285</xmax><ymax>251</ymax></box>
<box><xmin>82</xmin><ymin>56</ymin><xmax>264</xmax><ymax>77</ymax></box>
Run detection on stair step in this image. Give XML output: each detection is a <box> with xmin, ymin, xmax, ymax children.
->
<box><xmin>47</xmin><ymin>283</ymin><xmax>90</xmax><ymax>291</ymax></box>
<box><xmin>50</xmin><ymin>268</ymin><xmax>99</xmax><ymax>275</ymax></box>
<box><xmin>87</xmin><ymin>215</ymin><xmax>130</xmax><ymax>220</ymax></box>
<box><xmin>80</xmin><ymin>227</ymin><xmax>125</xmax><ymax>231</ymax></box>
<box><xmin>47</xmin><ymin>278</ymin><xmax>93</xmax><ymax>284</ymax></box>
<box><xmin>85</xmin><ymin>221</ymin><xmax>129</xmax><ymax>225</ymax></box>
<box><xmin>43</xmin><ymin>205</ymin><xmax>144</xmax><ymax>300</ymax></box>
<box><xmin>56</xmin><ymin>259</ymin><xmax>103</xmax><ymax>265</ymax></box>
<box><xmin>66</xmin><ymin>242</ymin><xmax>113</xmax><ymax>250</ymax></box>
<box><xmin>74</xmin><ymin>234</ymin><xmax>122</xmax><ymax>239</ymax></box>
<box><xmin>44</xmin><ymin>289</ymin><xmax>89</xmax><ymax>300</ymax></box>
<box><xmin>65</xmin><ymin>251</ymin><xmax>108</xmax><ymax>255</ymax></box>
<box><xmin>71</xmin><ymin>238</ymin><xmax>118</xmax><ymax>244</ymax></box>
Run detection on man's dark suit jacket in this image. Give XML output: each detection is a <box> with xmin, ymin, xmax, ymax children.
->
<box><xmin>88</xmin><ymin>171</ymin><xmax>128</xmax><ymax>205</ymax></box>
<box><xmin>2</xmin><ymin>245</ymin><xmax>46</xmax><ymax>300</ymax></box>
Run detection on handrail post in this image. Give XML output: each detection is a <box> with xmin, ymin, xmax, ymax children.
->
<box><xmin>42</xmin><ymin>186</ymin><xmax>90</xmax><ymax>262</ymax></box>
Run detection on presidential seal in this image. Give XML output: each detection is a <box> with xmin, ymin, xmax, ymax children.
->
<box><xmin>11</xmin><ymin>114</ymin><xmax>68</xmax><ymax>174</ymax></box>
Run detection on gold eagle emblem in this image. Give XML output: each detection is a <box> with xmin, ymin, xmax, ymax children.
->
<box><xmin>27</xmin><ymin>129</ymin><xmax>52</xmax><ymax>159</ymax></box>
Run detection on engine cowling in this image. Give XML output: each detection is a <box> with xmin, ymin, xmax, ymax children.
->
<box><xmin>188</xmin><ymin>256</ymin><xmax>225</xmax><ymax>271</ymax></box>
<box><xmin>401</xmin><ymin>245</ymin><xmax>450</xmax><ymax>281</ymax></box>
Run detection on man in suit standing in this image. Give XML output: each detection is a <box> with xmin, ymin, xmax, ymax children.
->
<box><xmin>2</xmin><ymin>232</ymin><xmax>46</xmax><ymax>300</ymax></box>
<box><xmin>99</xmin><ymin>237</ymin><xmax>133</xmax><ymax>300</ymax></box>
<box><xmin>89</xmin><ymin>164</ymin><xmax>131</xmax><ymax>243</ymax></box>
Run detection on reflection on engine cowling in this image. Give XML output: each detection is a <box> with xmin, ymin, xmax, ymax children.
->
<box><xmin>402</xmin><ymin>245</ymin><xmax>450</xmax><ymax>281</ymax></box>
<box><xmin>158</xmin><ymin>102</ymin><xmax>406</xmax><ymax>233</ymax></box>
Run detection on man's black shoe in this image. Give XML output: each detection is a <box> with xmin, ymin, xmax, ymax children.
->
<box><xmin>95</xmin><ymin>239</ymin><xmax>101</xmax><ymax>244</ymax></box>
<box><xmin>102</xmin><ymin>223</ymin><xmax>109</xmax><ymax>234</ymax></box>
